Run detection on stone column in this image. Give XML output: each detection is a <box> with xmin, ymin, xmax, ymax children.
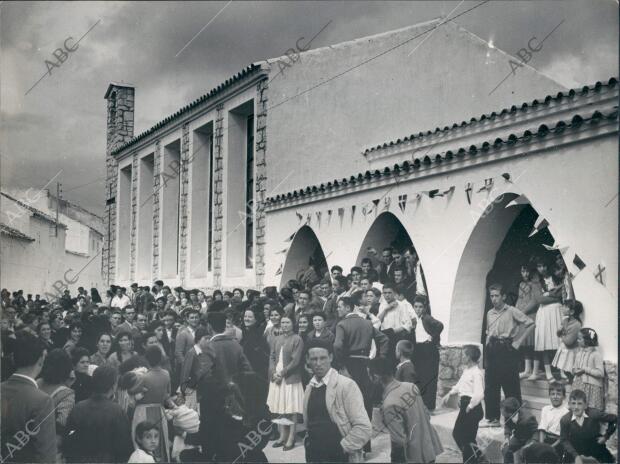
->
<box><xmin>212</xmin><ymin>104</ymin><xmax>225</xmax><ymax>287</ymax></box>
<box><xmin>129</xmin><ymin>153</ymin><xmax>139</xmax><ymax>281</ymax></box>
<box><xmin>254</xmin><ymin>79</ymin><xmax>268</xmax><ymax>288</ymax></box>
<box><xmin>179</xmin><ymin>123</ymin><xmax>190</xmax><ymax>284</ymax></box>
<box><xmin>152</xmin><ymin>140</ymin><xmax>162</xmax><ymax>278</ymax></box>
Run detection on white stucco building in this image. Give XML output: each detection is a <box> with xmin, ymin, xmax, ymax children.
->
<box><xmin>103</xmin><ymin>20</ymin><xmax>618</xmax><ymax>361</ymax></box>
<box><xmin>0</xmin><ymin>189</ymin><xmax>104</xmax><ymax>299</ymax></box>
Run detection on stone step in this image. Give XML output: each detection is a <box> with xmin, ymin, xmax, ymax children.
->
<box><xmin>520</xmin><ymin>377</ymin><xmax>572</xmax><ymax>397</ymax></box>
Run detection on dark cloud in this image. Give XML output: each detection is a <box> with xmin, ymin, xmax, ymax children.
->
<box><xmin>1</xmin><ymin>0</ymin><xmax>617</xmax><ymax>215</ymax></box>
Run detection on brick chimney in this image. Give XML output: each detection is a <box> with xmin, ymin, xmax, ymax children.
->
<box><xmin>103</xmin><ymin>83</ymin><xmax>135</xmax><ymax>285</ymax></box>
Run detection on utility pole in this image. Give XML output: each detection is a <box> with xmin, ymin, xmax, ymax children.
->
<box><xmin>55</xmin><ymin>182</ymin><xmax>62</xmax><ymax>236</ymax></box>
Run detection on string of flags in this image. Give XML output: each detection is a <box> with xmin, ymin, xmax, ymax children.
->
<box><xmin>284</xmin><ymin>171</ymin><xmax>607</xmax><ymax>288</ymax></box>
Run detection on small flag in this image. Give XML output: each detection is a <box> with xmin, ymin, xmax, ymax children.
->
<box><xmin>593</xmin><ymin>262</ymin><xmax>606</xmax><ymax>286</ymax></box>
<box><xmin>477</xmin><ymin>178</ymin><xmax>494</xmax><ymax>193</ymax></box>
<box><xmin>572</xmin><ymin>254</ymin><xmax>586</xmax><ymax>271</ymax></box>
<box><xmin>327</xmin><ymin>210</ymin><xmax>332</xmax><ymax>225</ymax></box>
<box><xmin>351</xmin><ymin>205</ymin><xmax>356</xmax><ymax>221</ymax></box>
<box><xmin>398</xmin><ymin>194</ymin><xmax>407</xmax><ymax>213</ymax></box>
<box><xmin>372</xmin><ymin>199</ymin><xmax>380</xmax><ymax>208</ymax></box>
<box><xmin>428</xmin><ymin>189</ymin><xmax>440</xmax><ymax>198</ymax></box>
<box><xmin>338</xmin><ymin>207</ymin><xmax>345</xmax><ymax>219</ymax></box>
<box><xmin>465</xmin><ymin>183</ymin><xmax>473</xmax><ymax>205</ymax></box>
<box><xmin>306</xmin><ymin>213</ymin><xmax>311</xmax><ymax>225</ymax></box>
<box><xmin>383</xmin><ymin>197</ymin><xmax>391</xmax><ymax>210</ymax></box>
<box><xmin>275</xmin><ymin>264</ymin><xmax>283</xmax><ymax>276</ymax></box>
<box><xmin>528</xmin><ymin>216</ymin><xmax>549</xmax><ymax>237</ymax></box>
<box><xmin>315</xmin><ymin>211</ymin><xmax>322</xmax><ymax>226</ymax></box>
<box><xmin>284</xmin><ymin>232</ymin><xmax>296</xmax><ymax>242</ymax></box>
<box><xmin>506</xmin><ymin>194</ymin><xmax>530</xmax><ymax>208</ymax></box>
<box><xmin>296</xmin><ymin>211</ymin><xmax>303</xmax><ymax>222</ymax></box>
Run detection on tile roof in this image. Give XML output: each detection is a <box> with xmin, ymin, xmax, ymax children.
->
<box><xmin>111</xmin><ymin>64</ymin><xmax>263</xmax><ymax>156</ymax></box>
<box><xmin>266</xmin><ymin>104</ymin><xmax>618</xmax><ymax>206</ymax></box>
<box><xmin>0</xmin><ymin>191</ymin><xmax>67</xmax><ymax>227</ymax></box>
<box><xmin>363</xmin><ymin>77</ymin><xmax>618</xmax><ymax>155</ymax></box>
<box><xmin>0</xmin><ymin>223</ymin><xmax>35</xmax><ymax>241</ymax></box>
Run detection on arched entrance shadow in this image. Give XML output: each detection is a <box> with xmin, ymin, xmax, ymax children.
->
<box><xmin>355</xmin><ymin>212</ymin><xmax>413</xmax><ymax>264</ymax></box>
<box><xmin>281</xmin><ymin>226</ymin><xmax>328</xmax><ymax>288</ymax></box>
<box><xmin>449</xmin><ymin>193</ymin><xmax>570</xmax><ymax>344</ymax></box>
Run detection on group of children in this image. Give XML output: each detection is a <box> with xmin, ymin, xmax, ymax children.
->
<box><xmin>440</xmin><ymin>341</ymin><xmax>615</xmax><ymax>464</ymax></box>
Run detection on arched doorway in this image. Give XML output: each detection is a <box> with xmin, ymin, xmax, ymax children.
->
<box><xmin>449</xmin><ymin>193</ymin><xmax>570</xmax><ymax>344</ymax></box>
<box><xmin>281</xmin><ymin>225</ymin><xmax>328</xmax><ymax>288</ymax></box>
<box><xmin>356</xmin><ymin>212</ymin><xmax>427</xmax><ymax>300</ymax></box>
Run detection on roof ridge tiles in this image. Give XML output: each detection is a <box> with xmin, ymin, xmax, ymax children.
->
<box><xmin>267</xmin><ymin>107</ymin><xmax>618</xmax><ymax>206</ymax></box>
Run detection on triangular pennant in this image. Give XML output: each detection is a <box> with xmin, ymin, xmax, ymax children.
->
<box><xmin>476</xmin><ymin>178</ymin><xmax>494</xmax><ymax>193</ymax></box>
<box><xmin>398</xmin><ymin>194</ymin><xmax>408</xmax><ymax>213</ymax></box>
<box><xmin>528</xmin><ymin>217</ymin><xmax>549</xmax><ymax>237</ymax></box>
<box><xmin>315</xmin><ymin>211</ymin><xmax>322</xmax><ymax>227</ymax></box>
<box><xmin>383</xmin><ymin>197</ymin><xmax>391</xmax><ymax>210</ymax></box>
<box><xmin>506</xmin><ymin>194</ymin><xmax>530</xmax><ymax>208</ymax></box>
<box><xmin>337</xmin><ymin>207</ymin><xmax>345</xmax><ymax>218</ymax></box>
<box><xmin>593</xmin><ymin>262</ymin><xmax>606</xmax><ymax>286</ymax></box>
<box><xmin>351</xmin><ymin>205</ymin><xmax>356</xmax><ymax>221</ymax></box>
<box><xmin>284</xmin><ymin>232</ymin><xmax>296</xmax><ymax>242</ymax></box>
<box><xmin>542</xmin><ymin>243</ymin><xmax>569</xmax><ymax>255</ymax></box>
<box><xmin>372</xmin><ymin>199</ymin><xmax>380</xmax><ymax>207</ymax></box>
<box><xmin>428</xmin><ymin>189</ymin><xmax>440</xmax><ymax>198</ymax></box>
<box><xmin>306</xmin><ymin>213</ymin><xmax>311</xmax><ymax>225</ymax></box>
<box><xmin>501</xmin><ymin>173</ymin><xmax>512</xmax><ymax>182</ymax></box>
<box><xmin>327</xmin><ymin>210</ymin><xmax>332</xmax><ymax>225</ymax></box>
<box><xmin>296</xmin><ymin>211</ymin><xmax>303</xmax><ymax>222</ymax></box>
<box><xmin>465</xmin><ymin>183</ymin><xmax>473</xmax><ymax>205</ymax></box>
<box><xmin>362</xmin><ymin>204</ymin><xmax>369</xmax><ymax>216</ymax></box>
<box><xmin>275</xmin><ymin>263</ymin><xmax>283</xmax><ymax>276</ymax></box>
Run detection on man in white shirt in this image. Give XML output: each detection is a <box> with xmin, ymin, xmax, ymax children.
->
<box><xmin>538</xmin><ymin>381</ymin><xmax>569</xmax><ymax>449</ymax></box>
<box><xmin>110</xmin><ymin>287</ymin><xmax>131</xmax><ymax>310</ymax></box>
<box><xmin>377</xmin><ymin>283</ymin><xmax>411</xmax><ymax>369</ymax></box>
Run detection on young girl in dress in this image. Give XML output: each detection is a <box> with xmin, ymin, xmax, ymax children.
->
<box><xmin>516</xmin><ymin>262</ymin><xmax>543</xmax><ymax>379</ymax></box>
<box><xmin>266</xmin><ymin>315</ymin><xmax>304</xmax><ymax>451</ymax></box>
<box><xmin>551</xmin><ymin>300</ymin><xmax>583</xmax><ymax>380</ymax></box>
<box><xmin>128</xmin><ymin>421</ymin><xmax>159</xmax><ymax>463</ymax></box>
<box><xmin>534</xmin><ymin>258</ymin><xmax>564</xmax><ymax>381</ymax></box>
<box><xmin>572</xmin><ymin>328</ymin><xmax>606</xmax><ymax>410</ymax></box>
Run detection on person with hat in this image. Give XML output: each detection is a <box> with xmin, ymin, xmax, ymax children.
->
<box><xmin>501</xmin><ymin>397</ymin><xmax>539</xmax><ymax>464</ymax></box>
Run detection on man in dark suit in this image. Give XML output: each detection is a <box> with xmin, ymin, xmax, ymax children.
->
<box><xmin>198</xmin><ymin>311</ymin><xmax>253</xmax><ymax>462</ymax></box>
<box><xmin>501</xmin><ymin>397</ymin><xmax>539</xmax><ymax>464</ymax></box>
<box><xmin>1</xmin><ymin>331</ymin><xmax>56</xmax><ymax>463</ymax></box>
<box><xmin>160</xmin><ymin>310</ymin><xmax>179</xmax><ymax>390</ymax></box>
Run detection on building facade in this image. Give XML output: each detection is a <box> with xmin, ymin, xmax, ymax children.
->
<box><xmin>103</xmin><ymin>20</ymin><xmax>618</xmax><ymax>360</ymax></box>
<box><xmin>1</xmin><ymin>189</ymin><xmax>104</xmax><ymax>298</ymax></box>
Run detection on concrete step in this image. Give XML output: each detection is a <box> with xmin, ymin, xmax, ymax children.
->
<box><xmin>520</xmin><ymin>377</ymin><xmax>572</xmax><ymax>397</ymax></box>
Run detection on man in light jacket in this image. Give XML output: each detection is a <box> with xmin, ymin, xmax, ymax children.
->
<box><xmin>303</xmin><ymin>338</ymin><xmax>371</xmax><ymax>463</ymax></box>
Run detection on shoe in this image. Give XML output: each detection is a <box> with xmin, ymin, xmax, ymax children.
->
<box><xmin>271</xmin><ymin>441</ymin><xmax>284</xmax><ymax>448</ymax></box>
<box><xmin>519</xmin><ymin>371</ymin><xmax>531</xmax><ymax>379</ymax></box>
<box><xmin>283</xmin><ymin>442</ymin><xmax>296</xmax><ymax>451</ymax></box>
<box><xmin>546</xmin><ymin>374</ymin><xmax>555</xmax><ymax>382</ymax></box>
<box><xmin>527</xmin><ymin>372</ymin><xmax>541</xmax><ymax>381</ymax></box>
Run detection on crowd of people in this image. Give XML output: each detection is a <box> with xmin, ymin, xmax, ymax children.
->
<box><xmin>0</xmin><ymin>246</ymin><xmax>616</xmax><ymax>463</ymax></box>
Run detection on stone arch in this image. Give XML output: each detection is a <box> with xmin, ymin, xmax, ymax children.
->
<box><xmin>449</xmin><ymin>192</ymin><xmax>567</xmax><ymax>344</ymax></box>
<box><xmin>281</xmin><ymin>225</ymin><xmax>329</xmax><ymax>288</ymax></box>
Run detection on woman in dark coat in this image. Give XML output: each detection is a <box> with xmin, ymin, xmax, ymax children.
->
<box><xmin>70</xmin><ymin>347</ymin><xmax>93</xmax><ymax>403</ymax></box>
<box><xmin>241</xmin><ymin>304</ymin><xmax>270</xmax><ymax>406</ymax></box>
<box><xmin>411</xmin><ymin>295</ymin><xmax>444</xmax><ymax>412</ymax></box>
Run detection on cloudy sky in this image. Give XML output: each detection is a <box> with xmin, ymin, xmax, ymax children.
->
<box><xmin>1</xmin><ymin>0</ymin><xmax>617</xmax><ymax>216</ymax></box>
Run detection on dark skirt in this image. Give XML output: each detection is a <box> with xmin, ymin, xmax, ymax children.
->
<box><xmin>413</xmin><ymin>342</ymin><xmax>440</xmax><ymax>411</ymax></box>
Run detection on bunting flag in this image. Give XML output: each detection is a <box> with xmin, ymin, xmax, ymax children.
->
<box><xmin>428</xmin><ymin>189</ymin><xmax>440</xmax><ymax>198</ymax></box>
<box><xmin>528</xmin><ymin>216</ymin><xmax>549</xmax><ymax>237</ymax></box>
<box><xmin>476</xmin><ymin>178</ymin><xmax>494</xmax><ymax>193</ymax></box>
<box><xmin>351</xmin><ymin>205</ymin><xmax>356</xmax><ymax>221</ymax></box>
<box><xmin>276</xmin><ymin>247</ymin><xmax>289</xmax><ymax>254</ymax></box>
<box><xmin>315</xmin><ymin>211</ymin><xmax>322</xmax><ymax>227</ymax></box>
<box><xmin>372</xmin><ymin>198</ymin><xmax>380</xmax><ymax>209</ymax></box>
<box><xmin>337</xmin><ymin>207</ymin><xmax>345</xmax><ymax>219</ymax></box>
<box><xmin>506</xmin><ymin>194</ymin><xmax>530</xmax><ymax>208</ymax></box>
<box><xmin>383</xmin><ymin>197</ymin><xmax>391</xmax><ymax>210</ymax></box>
<box><xmin>571</xmin><ymin>254</ymin><xmax>587</xmax><ymax>274</ymax></box>
<box><xmin>327</xmin><ymin>209</ymin><xmax>332</xmax><ymax>225</ymax></box>
<box><xmin>275</xmin><ymin>263</ymin><xmax>283</xmax><ymax>276</ymax></box>
<box><xmin>465</xmin><ymin>183</ymin><xmax>473</xmax><ymax>205</ymax></box>
<box><xmin>362</xmin><ymin>204</ymin><xmax>369</xmax><ymax>216</ymax></box>
<box><xmin>593</xmin><ymin>262</ymin><xmax>606</xmax><ymax>286</ymax></box>
<box><xmin>296</xmin><ymin>211</ymin><xmax>303</xmax><ymax>222</ymax></box>
<box><xmin>398</xmin><ymin>194</ymin><xmax>408</xmax><ymax>213</ymax></box>
<box><xmin>284</xmin><ymin>231</ymin><xmax>296</xmax><ymax>242</ymax></box>
<box><xmin>501</xmin><ymin>173</ymin><xmax>512</xmax><ymax>182</ymax></box>
<box><xmin>306</xmin><ymin>213</ymin><xmax>312</xmax><ymax>225</ymax></box>
<box><xmin>542</xmin><ymin>243</ymin><xmax>569</xmax><ymax>255</ymax></box>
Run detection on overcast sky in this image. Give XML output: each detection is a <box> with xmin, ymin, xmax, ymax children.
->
<box><xmin>1</xmin><ymin>0</ymin><xmax>617</xmax><ymax>216</ymax></box>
